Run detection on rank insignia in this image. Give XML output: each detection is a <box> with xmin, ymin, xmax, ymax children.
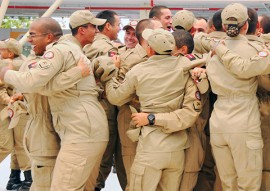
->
<box><xmin>38</xmin><ymin>61</ymin><xmax>50</xmax><ymax>70</ymax></box>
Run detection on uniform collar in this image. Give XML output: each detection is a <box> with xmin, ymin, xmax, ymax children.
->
<box><xmin>134</xmin><ymin>44</ymin><xmax>147</xmax><ymax>59</ymax></box>
<box><xmin>208</xmin><ymin>31</ymin><xmax>226</xmax><ymax>39</ymax></box>
<box><xmin>260</xmin><ymin>33</ymin><xmax>270</xmax><ymax>43</ymax></box>
<box><xmin>226</xmin><ymin>34</ymin><xmax>248</xmax><ymax>41</ymax></box>
<box><xmin>246</xmin><ymin>34</ymin><xmax>265</xmax><ymax>44</ymax></box>
<box><xmin>94</xmin><ymin>33</ymin><xmax>111</xmax><ymax>42</ymax></box>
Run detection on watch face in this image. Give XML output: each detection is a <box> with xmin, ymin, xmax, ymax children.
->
<box><xmin>148</xmin><ymin>113</ymin><xmax>155</xmax><ymax>125</ymax></box>
<box><xmin>148</xmin><ymin>114</ymin><xmax>155</xmax><ymax>121</ymax></box>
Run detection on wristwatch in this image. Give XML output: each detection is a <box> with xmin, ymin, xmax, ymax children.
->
<box><xmin>147</xmin><ymin>113</ymin><xmax>155</xmax><ymax>125</ymax></box>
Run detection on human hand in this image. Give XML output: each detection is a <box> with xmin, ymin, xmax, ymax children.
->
<box><xmin>77</xmin><ymin>55</ymin><xmax>90</xmax><ymax>77</ymax></box>
<box><xmin>131</xmin><ymin>112</ymin><xmax>149</xmax><ymax>127</ymax></box>
<box><xmin>112</xmin><ymin>55</ymin><xmax>121</xmax><ymax>68</ymax></box>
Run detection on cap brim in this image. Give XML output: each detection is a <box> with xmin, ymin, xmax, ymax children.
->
<box><xmin>0</xmin><ymin>41</ymin><xmax>7</xmax><ymax>49</ymax></box>
<box><xmin>142</xmin><ymin>29</ymin><xmax>153</xmax><ymax>41</ymax></box>
<box><xmin>90</xmin><ymin>18</ymin><xmax>107</xmax><ymax>26</ymax></box>
<box><xmin>123</xmin><ymin>25</ymin><xmax>135</xmax><ymax>30</ymax></box>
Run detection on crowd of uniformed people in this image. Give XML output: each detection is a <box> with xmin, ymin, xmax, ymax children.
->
<box><xmin>0</xmin><ymin>2</ymin><xmax>270</xmax><ymax>191</ymax></box>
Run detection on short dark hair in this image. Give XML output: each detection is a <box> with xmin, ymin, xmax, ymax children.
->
<box><xmin>260</xmin><ymin>14</ymin><xmax>270</xmax><ymax>34</ymax></box>
<box><xmin>96</xmin><ymin>10</ymin><xmax>118</xmax><ymax>32</ymax></box>
<box><xmin>247</xmin><ymin>8</ymin><xmax>258</xmax><ymax>35</ymax></box>
<box><xmin>172</xmin><ymin>30</ymin><xmax>194</xmax><ymax>54</ymax></box>
<box><xmin>135</xmin><ymin>19</ymin><xmax>156</xmax><ymax>44</ymax></box>
<box><xmin>149</xmin><ymin>5</ymin><xmax>169</xmax><ymax>19</ymax></box>
<box><xmin>212</xmin><ymin>9</ymin><xmax>223</xmax><ymax>32</ymax></box>
<box><xmin>69</xmin><ymin>23</ymin><xmax>89</xmax><ymax>36</ymax></box>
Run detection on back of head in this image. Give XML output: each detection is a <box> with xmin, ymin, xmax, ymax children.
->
<box><xmin>172</xmin><ymin>30</ymin><xmax>194</xmax><ymax>54</ymax></box>
<box><xmin>149</xmin><ymin>5</ymin><xmax>169</xmax><ymax>19</ymax></box>
<box><xmin>96</xmin><ymin>10</ymin><xmax>117</xmax><ymax>32</ymax></box>
<box><xmin>135</xmin><ymin>19</ymin><xmax>156</xmax><ymax>45</ymax></box>
<box><xmin>247</xmin><ymin>8</ymin><xmax>258</xmax><ymax>35</ymax></box>
<box><xmin>33</xmin><ymin>17</ymin><xmax>63</xmax><ymax>39</ymax></box>
<box><xmin>0</xmin><ymin>38</ymin><xmax>22</xmax><ymax>57</ymax></box>
<box><xmin>142</xmin><ymin>28</ymin><xmax>175</xmax><ymax>55</ymax></box>
<box><xmin>260</xmin><ymin>14</ymin><xmax>270</xmax><ymax>34</ymax></box>
<box><xmin>172</xmin><ymin>10</ymin><xmax>196</xmax><ymax>31</ymax></box>
<box><xmin>221</xmin><ymin>3</ymin><xmax>248</xmax><ymax>37</ymax></box>
<box><xmin>212</xmin><ymin>9</ymin><xmax>223</xmax><ymax>32</ymax></box>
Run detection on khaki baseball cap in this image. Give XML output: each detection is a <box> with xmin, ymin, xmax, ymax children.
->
<box><xmin>172</xmin><ymin>10</ymin><xmax>196</xmax><ymax>31</ymax></box>
<box><xmin>7</xmin><ymin>101</ymin><xmax>28</xmax><ymax>129</ymax></box>
<box><xmin>123</xmin><ymin>20</ymin><xmax>139</xmax><ymax>30</ymax></box>
<box><xmin>69</xmin><ymin>10</ymin><xmax>107</xmax><ymax>29</ymax></box>
<box><xmin>222</xmin><ymin>3</ymin><xmax>248</xmax><ymax>25</ymax></box>
<box><xmin>142</xmin><ymin>28</ymin><xmax>175</xmax><ymax>55</ymax></box>
<box><xmin>0</xmin><ymin>38</ymin><xmax>22</xmax><ymax>56</ymax></box>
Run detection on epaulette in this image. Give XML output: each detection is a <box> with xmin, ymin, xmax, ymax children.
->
<box><xmin>185</xmin><ymin>54</ymin><xmax>196</xmax><ymax>61</ymax></box>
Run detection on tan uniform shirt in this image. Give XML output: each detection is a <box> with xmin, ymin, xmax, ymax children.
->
<box><xmin>117</xmin><ymin>43</ymin><xmax>148</xmax><ymax>82</ymax></box>
<box><xmin>106</xmin><ymin>55</ymin><xmax>200</xmax><ymax>152</ymax></box>
<box><xmin>194</xmin><ymin>31</ymin><xmax>227</xmax><ymax>54</ymax></box>
<box><xmin>4</xmin><ymin>34</ymin><xmax>109</xmax><ymax>145</ymax></box>
<box><xmin>84</xmin><ymin>33</ymin><xmax>118</xmax><ymax>60</ymax></box>
<box><xmin>208</xmin><ymin>34</ymin><xmax>270</xmax><ymax>134</ymax></box>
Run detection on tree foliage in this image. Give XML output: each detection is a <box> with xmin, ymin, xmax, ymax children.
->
<box><xmin>1</xmin><ymin>16</ymin><xmax>36</xmax><ymax>28</ymax></box>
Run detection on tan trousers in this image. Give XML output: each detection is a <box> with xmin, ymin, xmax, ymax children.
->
<box><xmin>259</xmin><ymin>101</ymin><xmax>270</xmax><ymax>191</ymax></box>
<box><xmin>194</xmin><ymin>134</ymin><xmax>222</xmax><ymax>191</ymax></box>
<box><xmin>51</xmin><ymin>142</ymin><xmax>107</xmax><ymax>191</ymax></box>
<box><xmin>211</xmin><ymin>133</ymin><xmax>263</xmax><ymax>191</ymax></box>
<box><xmin>117</xmin><ymin>105</ymin><xmax>138</xmax><ymax>191</ymax></box>
<box><xmin>179</xmin><ymin>125</ymin><xmax>204</xmax><ymax>191</ymax></box>
<box><xmin>29</xmin><ymin>156</ymin><xmax>56</xmax><ymax>191</ymax></box>
<box><xmin>94</xmin><ymin>99</ymin><xmax>126</xmax><ymax>190</ymax></box>
<box><xmin>0</xmin><ymin>115</ymin><xmax>31</xmax><ymax>171</ymax></box>
<box><xmin>130</xmin><ymin>150</ymin><xmax>185</xmax><ymax>191</ymax></box>
<box><xmin>24</xmin><ymin>115</ymin><xmax>60</xmax><ymax>191</ymax></box>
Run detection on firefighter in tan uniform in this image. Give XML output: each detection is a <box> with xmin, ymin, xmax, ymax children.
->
<box><xmin>0</xmin><ymin>38</ymin><xmax>32</xmax><ymax>191</ymax></box>
<box><xmin>172</xmin><ymin>11</ymin><xmax>215</xmax><ymax>191</ymax></box>
<box><xmin>200</xmin><ymin>3</ymin><xmax>267</xmax><ymax>190</ymax></box>
<box><xmin>83</xmin><ymin>10</ymin><xmax>127</xmax><ymax>191</ymax></box>
<box><xmin>8</xmin><ymin>19</ymin><xmax>91</xmax><ymax>190</ymax></box>
<box><xmin>116</xmin><ymin>19</ymin><xmax>162</xmax><ymax>191</ymax></box>
<box><xmin>105</xmin><ymin>28</ymin><xmax>200</xmax><ymax>191</ymax></box>
<box><xmin>192</xmin><ymin>10</ymin><xmax>225</xmax><ymax>191</ymax></box>
<box><xmin>245</xmin><ymin>9</ymin><xmax>270</xmax><ymax>191</ymax></box>
<box><xmin>1</xmin><ymin>12</ymin><xmax>109</xmax><ymax>191</ymax></box>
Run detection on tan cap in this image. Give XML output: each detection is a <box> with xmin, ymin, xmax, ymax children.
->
<box><xmin>123</xmin><ymin>20</ymin><xmax>139</xmax><ymax>30</ymax></box>
<box><xmin>142</xmin><ymin>28</ymin><xmax>175</xmax><ymax>55</ymax></box>
<box><xmin>172</xmin><ymin>10</ymin><xmax>196</xmax><ymax>31</ymax></box>
<box><xmin>0</xmin><ymin>38</ymin><xmax>22</xmax><ymax>56</ymax></box>
<box><xmin>69</xmin><ymin>10</ymin><xmax>107</xmax><ymax>29</ymax></box>
<box><xmin>222</xmin><ymin>3</ymin><xmax>248</xmax><ymax>25</ymax></box>
<box><xmin>7</xmin><ymin>101</ymin><xmax>28</xmax><ymax>129</ymax></box>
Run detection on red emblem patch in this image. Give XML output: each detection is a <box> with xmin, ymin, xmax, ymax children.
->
<box><xmin>195</xmin><ymin>91</ymin><xmax>201</xmax><ymax>100</ymax></box>
<box><xmin>43</xmin><ymin>51</ymin><xmax>54</xmax><ymax>59</ymax></box>
<box><xmin>108</xmin><ymin>51</ymin><xmax>117</xmax><ymax>57</ymax></box>
<box><xmin>185</xmin><ymin>54</ymin><xmax>196</xmax><ymax>61</ymax></box>
<box><xmin>7</xmin><ymin>108</ymin><xmax>14</xmax><ymax>118</ymax></box>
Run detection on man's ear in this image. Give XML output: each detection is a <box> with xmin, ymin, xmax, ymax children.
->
<box><xmin>104</xmin><ymin>22</ymin><xmax>111</xmax><ymax>31</ymax></box>
<box><xmin>179</xmin><ymin>45</ymin><xmax>188</xmax><ymax>55</ymax></box>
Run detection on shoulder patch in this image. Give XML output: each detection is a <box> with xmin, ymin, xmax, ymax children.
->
<box><xmin>38</xmin><ymin>61</ymin><xmax>50</xmax><ymax>70</ymax></box>
<box><xmin>7</xmin><ymin>108</ymin><xmax>14</xmax><ymax>118</ymax></box>
<box><xmin>195</xmin><ymin>91</ymin><xmax>201</xmax><ymax>100</ymax></box>
<box><xmin>43</xmin><ymin>51</ymin><xmax>54</xmax><ymax>59</ymax></box>
<box><xmin>258</xmin><ymin>51</ymin><xmax>268</xmax><ymax>57</ymax></box>
<box><xmin>185</xmin><ymin>54</ymin><xmax>196</xmax><ymax>61</ymax></box>
<box><xmin>108</xmin><ymin>50</ymin><xmax>117</xmax><ymax>57</ymax></box>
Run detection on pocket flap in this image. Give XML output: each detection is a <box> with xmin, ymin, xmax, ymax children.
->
<box><xmin>131</xmin><ymin>164</ymin><xmax>145</xmax><ymax>175</ymax></box>
<box><xmin>246</xmin><ymin>140</ymin><xmax>264</xmax><ymax>150</ymax></box>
